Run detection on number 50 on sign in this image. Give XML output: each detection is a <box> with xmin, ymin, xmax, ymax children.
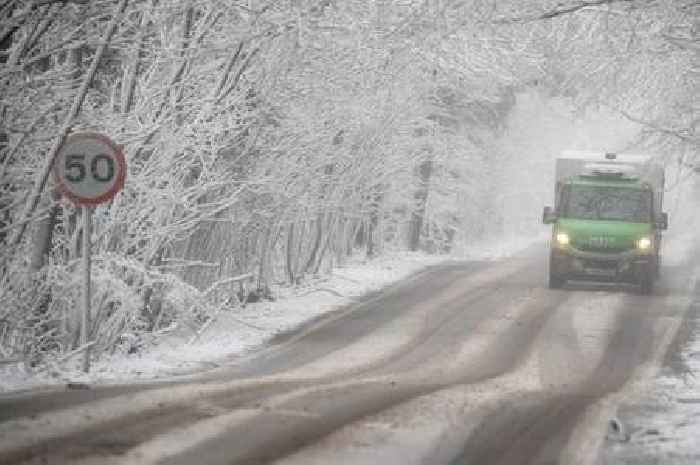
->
<box><xmin>54</xmin><ymin>133</ymin><xmax>126</xmax><ymax>206</ymax></box>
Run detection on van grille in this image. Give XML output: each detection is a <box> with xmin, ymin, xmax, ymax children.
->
<box><xmin>574</xmin><ymin>243</ymin><xmax>632</xmax><ymax>254</ymax></box>
<box><xmin>585</xmin><ymin>259</ymin><xmax>618</xmax><ymax>269</ymax></box>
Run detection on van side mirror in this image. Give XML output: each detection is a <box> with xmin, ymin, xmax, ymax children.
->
<box><xmin>542</xmin><ymin>206</ymin><xmax>557</xmax><ymax>224</ymax></box>
<box><xmin>658</xmin><ymin>212</ymin><xmax>668</xmax><ymax>230</ymax></box>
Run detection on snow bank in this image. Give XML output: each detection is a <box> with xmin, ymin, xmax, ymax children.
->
<box><xmin>602</xmin><ymin>310</ymin><xmax>700</xmax><ymax>464</ymax></box>
<box><xmin>0</xmin><ymin>251</ymin><xmax>447</xmax><ymax>393</ymax></box>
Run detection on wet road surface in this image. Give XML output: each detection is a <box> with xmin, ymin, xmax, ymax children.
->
<box><xmin>1</xmin><ymin>243</ymin><xmax>697</xmax><ymax>465</ymax></box>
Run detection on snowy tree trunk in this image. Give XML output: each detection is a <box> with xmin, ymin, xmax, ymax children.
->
<box><xmin>409</xmin><ymin>159</ymin><xmax>433</xmax><ymax>251</ymax></box>
<box><xmin>285</xmin><ymin>222</ymin><xmax>296</xmax><ymax>284</ymax></box>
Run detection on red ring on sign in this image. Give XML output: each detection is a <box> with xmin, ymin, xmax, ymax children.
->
<box><xmin>53</xmin><ymin>132</ymin><xmax>127</xmax><ymax>206</ymax></box>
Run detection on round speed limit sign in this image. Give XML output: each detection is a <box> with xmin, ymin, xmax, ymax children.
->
<box><xmin>54</xmin><ymin>133</ymin><xmax>126</xmax><ymax>205</ymax></box>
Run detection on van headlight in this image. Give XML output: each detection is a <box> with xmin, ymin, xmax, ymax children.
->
<box><xmin>556</xmin><ymin>232</ymin><xmax>570</xmax><ymax>246</ymax></box>
<box><xmin>637</xmin><ymin>237</ymin><xmax>652</xmax><ymax>250</ymax></box>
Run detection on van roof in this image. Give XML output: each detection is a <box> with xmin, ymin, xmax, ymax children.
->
<box><xmin>567</xmin><ymin>176</ymin><xmax>650</xmax><ymax>189</ymax></box>
<box><xmin>560</xmin><ymin>150</ymin><xmax>654</xmax><ymax>164</ymax></box>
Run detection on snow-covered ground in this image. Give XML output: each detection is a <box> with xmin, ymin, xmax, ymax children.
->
<box><xmin>601</xmin><ymin>309</ymin><xmax>700</xmax><ymax>465</ymax></box>
<box><xmin>0</xmin><ymin>251</ymin><xmax>440</xmax><ymax>392</ymax></box>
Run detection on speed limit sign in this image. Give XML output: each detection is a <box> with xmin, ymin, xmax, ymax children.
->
<box><xmin>53</xmin><ymin>132</ymin><xmax>126</xmax><ymax>373</ymax></box>
<box><xmin>53</xmin><ymin>132</ymin><xmax>126</xmax><ymax>205</ymax></box>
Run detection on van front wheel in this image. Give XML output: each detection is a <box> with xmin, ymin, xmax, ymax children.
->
<box><xmin>639</xmin><ymin>269</ymin><xmax>654</xmax><ymax>295</ymax></box>
<box><xmin>549</xmin><ymin>271</ymin><xmax>565</xmax><ymax>289</ymax></box>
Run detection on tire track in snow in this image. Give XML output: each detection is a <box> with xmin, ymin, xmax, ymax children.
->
<box><xmin>267</xmin><ymin>284</ymin><xmax>682</xmax><ymax>465</ymax></box>
<box><xmin>451</xmin><ymin>271</ymin><xmax>698</xmax><ymax>465</ymax></box>
<box><xmin>267</xmin><ymin>291</ymin><xmax>624</xmax><ymax>465</ymax></box>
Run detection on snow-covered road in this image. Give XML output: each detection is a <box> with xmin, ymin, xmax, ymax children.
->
<box><xmin>1</xmin><ymin>242</ymin><xmax>698</xmax><ymax>465</ymax></box>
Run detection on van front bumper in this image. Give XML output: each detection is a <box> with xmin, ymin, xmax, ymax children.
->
<box><xmin>550</xmin><ymin>247</ymin><xmax>654</xmax><ymax>283</ymax></box>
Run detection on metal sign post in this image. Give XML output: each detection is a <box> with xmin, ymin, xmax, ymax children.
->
<box><xmin>81</xmin><ymin>206</ymin><xmax>92</xmax><ymax>372</ymax></box>
<box><xmin>53</xmin><ymin>133</ymin><xmax>126</xmax><ymax>373</ymax></box>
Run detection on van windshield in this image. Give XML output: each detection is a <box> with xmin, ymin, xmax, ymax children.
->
<box><xmin>560</xmin><ymin>185</ymin><xmax>652</xmax><ymax>223</ymax></box>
